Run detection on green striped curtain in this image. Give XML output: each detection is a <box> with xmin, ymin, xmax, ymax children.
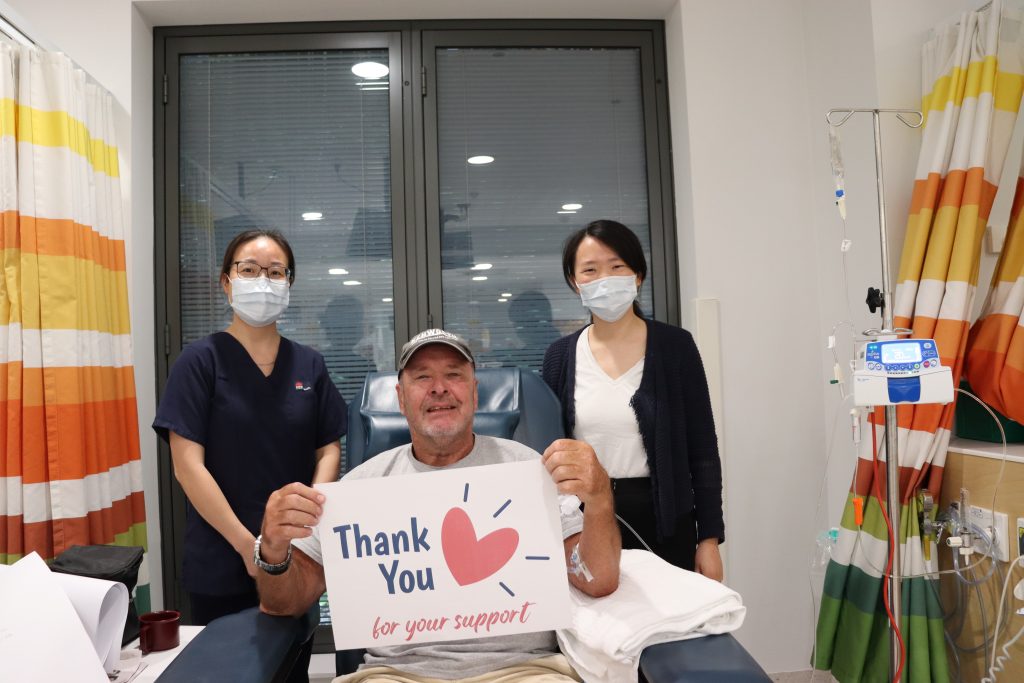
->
<box><xmin>815</xmin><ymin>2</ymin><xmax>1024</xmax><ymax>680</ymax></box>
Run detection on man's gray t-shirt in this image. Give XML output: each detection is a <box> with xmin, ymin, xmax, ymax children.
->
<box><xmin>292</xmin><ymin>435</ymin><xmax>584</xmax><ymax>679</ymax></box>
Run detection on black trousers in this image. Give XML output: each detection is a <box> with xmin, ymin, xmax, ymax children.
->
<box><xmin>612</xmin><ymin>477</ymin><xmax>697</xmax><ymax>571</ymax></box>
<box><xmin>190</xmin><ymin>590</ymin><xmax>312</xmax><ymax>683</ymax></box>
<box><xmin>189</xmin><ymin>590</ymin><xmax>259</xmax><ymax>625</ymax></box>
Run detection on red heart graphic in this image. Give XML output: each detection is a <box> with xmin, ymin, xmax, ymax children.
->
<box><xmin>441</xmin><ymin>507</ymin><xmax>519</xmax><ymax>586</ymax></box>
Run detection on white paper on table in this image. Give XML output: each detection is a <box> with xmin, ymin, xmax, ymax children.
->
<box><xmin>52</xmin><ymin>567</ymin><xmax>130</xmax><ymax>670</ymax></box>
<box><xmin>0</xmin><ymin>552</ymin><xmax>109</xmax><ymax>682</ymax></box>
<box><xmin>110</xmin><ymin>649</ymin><xmax>148</xmax><ymax>683</ymax></box>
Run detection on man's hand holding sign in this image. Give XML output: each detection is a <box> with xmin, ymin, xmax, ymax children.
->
<box><xmin>542</xmin><ymin>438</ymin><xmax>621</xmax><ymax>597</ymax></box>
<box><xmin>256</xmin><ymin>329</ymin><xmax>620</xmax><ymax>682</ymax></box>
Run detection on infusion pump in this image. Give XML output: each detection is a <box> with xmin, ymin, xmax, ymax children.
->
<box><xmin>852</xmin><ymin>339</ymin><xmax>953</xmax><ymax>407</ymax></box>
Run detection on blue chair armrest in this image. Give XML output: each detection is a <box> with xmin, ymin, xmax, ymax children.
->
<box><xmin>640</xmin><ymin>634</ymin><xmax>771</xmax><ymax>683</ymax></box>
<box><xmin>155</xmin><ymin>606</ymin><xmax>318</xmax><ymax>683</ymax></box>
<box><xmin>155</xmin><ymin>609</ymin><xmax>769</xmax><ymax>683</ymax></box>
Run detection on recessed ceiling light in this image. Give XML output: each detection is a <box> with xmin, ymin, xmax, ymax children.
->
<box><xmin>302</xmin><ymin>212</ymin><xmax>323</xmax><ymax>221</ymax></box>
<box><xmin>328</xmin><ymin>268</ymin><xmax>349</xmax><ymax>275</ymax></box>
<box><xmin>382</xmin><ymin>297</ymin><xmax>393</xmax><ymax>303</ymax></box>
<box><xmin>352</xmin><ymin>62</ymin><xmax>389</xmax><ymax>79</ymax></box>
<box><xmin>471</xmin><ymin>263</ymin><xmax>492</xmax><ymax>270</ymax></box>
<box><xmin>343</xmin><ymin>280</ymin><xmax>362</xmax><ymax>286</ymax></box>
<box><xmin>467</xmin><ymin>155</ymin><xmax>494</xmax><ymax>165</ymax></box>
<box><xmin>556</xmin><ymin>210</ymin><xmax>577</xmax><ymax>214</ymax></box>
<box><xmin>498</xmin><ymin>298</ymin><xmax>508</xmax><ymax>302</ymax></box>
<box><xmin>501</xmin><ymin>292</ymin><xmax>512</xmax><ymax>297</ymax></box>
<box><xmin>561</xmin><ymin>203</ymin><xmax>583</xmax><ymax>211</ymax></box>
<box><xmin>472</xmin><ymin>276</ymin><xmax>488</xmax><ymax>281</ymax></box>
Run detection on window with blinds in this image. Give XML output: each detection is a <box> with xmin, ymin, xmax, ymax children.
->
<box><xmin>178</xmin><ymin>48</ymin><xmax>395</xmax><ymax>407</ymax></box>
<box><xmin>157</xmin><ymin>23</ymin><xmax>675</xmax><ymax>633</ymax></box>
<box><xmin>434</xmin><ymin>47</ymin><xmax>653</xmax><ymax>371</ymax></box>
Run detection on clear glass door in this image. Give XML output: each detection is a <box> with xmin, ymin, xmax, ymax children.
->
<box><xmin>433</xmin><ymin>45</ymin><xmax>653</xmax><ymax>369</ymax></box>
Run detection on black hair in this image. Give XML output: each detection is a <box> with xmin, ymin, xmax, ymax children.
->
<box><xmin>561</xmin><ymin>220</ymin><xmax>647</xmax><ymax>288</ymax></box>
<box><xmin>220</xmin><ymin>229</ymin><xmax>296</xmax><ymax>284</ymax></box>
<box><xmin>561</xmin><ymin>219</ymin><xmax>647</xmax><ymax>316</ymax></box>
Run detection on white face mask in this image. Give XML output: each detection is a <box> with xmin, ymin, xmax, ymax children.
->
<box><xmin>577</xmin><ymin>275</ymin><xmax>638</xmax><ymax>323</ymax></box>
<box><xmin>229</xmin><ymin>276</ymin><xmax>290</xmax><ymax>327</ymax></box>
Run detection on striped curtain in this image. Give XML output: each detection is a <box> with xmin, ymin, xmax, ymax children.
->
<box><xmin>0</xmin><ymin>44</ymin><xmax>148</xmax><ymax>605</ymax></box>
<box><xmin>964</xmin><ymin>144</ymin><xmax>1024</xmax><ymax>423</ymax></box>
<box><xmin>815</xmin><ymin>2</ymin><xmax>1024</xmax><ymax>680</ymax></box>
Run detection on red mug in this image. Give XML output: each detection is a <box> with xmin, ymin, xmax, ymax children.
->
<box><xmin>139</xmin><ymin>610</ymin><xmax>181</xmax><ymax>654</ymax></box>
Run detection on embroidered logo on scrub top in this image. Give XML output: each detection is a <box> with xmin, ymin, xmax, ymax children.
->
<box><xmin>294</xmin><ymin>381</ymin><xmax>311</xmax><ymax>391</ymax></box>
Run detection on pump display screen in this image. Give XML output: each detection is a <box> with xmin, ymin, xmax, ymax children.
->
<box><xmin>881</xmin><ymin>342</ymin><xmax>922</xmax><ymax>365</ymax></box>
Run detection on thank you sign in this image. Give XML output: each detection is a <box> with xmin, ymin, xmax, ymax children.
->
<box><xmin>316</xmin><ymin>460</ymin><xmax>572</xmax><ymax>649</ymax></box>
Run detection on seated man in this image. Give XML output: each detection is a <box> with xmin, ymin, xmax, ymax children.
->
<box><xmin>255</xmin><ymin>328</ymin><xmax>621</xmax><ymax>682</ymax></box>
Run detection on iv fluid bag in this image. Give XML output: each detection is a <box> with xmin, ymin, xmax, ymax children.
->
<box><xmin>828</xmin><ymin>125</ymin><xmax>844</xmax><ymax>184</ymax></box>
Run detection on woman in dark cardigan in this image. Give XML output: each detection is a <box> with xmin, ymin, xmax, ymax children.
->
<box><xmin>542</xmin><ymin>219</ymin><xmax>724</xmax><ymax>577</ymax></box>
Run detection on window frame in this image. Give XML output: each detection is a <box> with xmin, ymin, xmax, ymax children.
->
<box><xmin>154</xmin><ymin>18</ymin><xmax>677</xmax><ymax>648</ymax></box>
<box><xmin>155</xmin><ymin>26</ymin><xmax>412</xmax><ymax>626</ymax></box>
<box><xmin>421</xmin><ymin>28</ymin><xmax>678</xmax><ymax>329</ymax></box>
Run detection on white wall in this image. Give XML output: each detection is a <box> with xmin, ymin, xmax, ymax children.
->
<box><xmin>666</xmin><ymin>1</ymin><xmax>830</xmax><ymax>671</ymax></box>
<box><xmin>5</xmin><ymin>0</ymin><xmax>1005</xmax><ymax>674</ymax></box>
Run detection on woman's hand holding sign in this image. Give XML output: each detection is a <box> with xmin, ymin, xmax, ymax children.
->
<box><xmin>541</xmin><ymin>439</ymin><xmax>620</xmax><ymax>597</ymax></box>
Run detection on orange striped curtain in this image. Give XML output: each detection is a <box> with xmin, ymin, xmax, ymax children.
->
<box><xmin>890</xmin><ymin>0</ymin><xmax>1023</xmax><ymax>540</ymax></box>
<box><xmin>0</xmin><ymin>45</ymin><xmax>146</xmax><ymax>587</ymax></box>
<box><xmin>965</xmin><ymin>166</ymin><xmax>1024</xmax><ymax>422</ymax></box>
<box><xmin>815</xmin><ymin>3</ymin><xmax>1024</xmax><ymax>680</ymax></box>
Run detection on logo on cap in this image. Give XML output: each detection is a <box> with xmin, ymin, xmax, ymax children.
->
<box><xmin>399</xmin><ymin>329</ymin><xmax>475</xmax><ymax>370</ymax></box>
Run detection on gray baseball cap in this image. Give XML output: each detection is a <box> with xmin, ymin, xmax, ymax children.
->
<box><xmin>398</xmin><ymin>328</ymin><xmax>475</xmax><ymax>371</ymax></box>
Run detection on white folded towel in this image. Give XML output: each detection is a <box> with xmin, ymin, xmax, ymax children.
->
<box><xmin>556</xmin><ymin>549</ymin><xmax>746</xmax><ymax>683</ymax></box>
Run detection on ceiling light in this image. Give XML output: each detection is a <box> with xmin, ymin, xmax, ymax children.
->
<box><xmin>343</xmin><ymin>280</ymin><xmax>362</xmax><ymax>286</ymax></box>
<box><xmin>302</xmin><ymin>212</ymin><xmax>323</xmax><ymax>221</ymax></box>
<box><xmin>382</xmin><ymin>297</ymin><xmax>393</xmax><ymax>303</ymax></box>
<box><xmin>328</xmin><ymin>268</ymin><xmax>349</xmax><ymax>275</ymax></box>
<box><xmin>472</xmin><ymin>276</ymin><xmax>488</xmax><ymax>281</ymax></box>
<box><xmin>501</xmin><ymin>292</ymin><xmax>512</xmax><ymax>297</ymax></box>
<box><xmin>561</xmin><ymin>203</ymin><xmax>583</xmax><ymax>211</ymax></box>
<box><xmin>471</xmin><ymin>263</ymin><xmax>492</xmax><ymax>270</ymax></box>
<box><xmin>352</xmin><ymin>62</ymin><xmax>389</xmax><ymax>79</ymax></box>
<box><xmin>557</xmin><ymin>210</ymin><xmax>577</xmax><ymax>214</ymax></box>
<box><xmin>467</xmin><ymin>155</ymin><xmax>494</xmax><ymax>165</ymax></box>
<box><xmin>498</xmin><ymin>298</ymin><xmax>508</xmax><ymax>302</ymax></box>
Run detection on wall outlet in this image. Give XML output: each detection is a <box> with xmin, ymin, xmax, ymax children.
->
<box><xmin>969</xmin><ymin>505</ymin><xmax>1010</xmax><ymax>562</ymax></box>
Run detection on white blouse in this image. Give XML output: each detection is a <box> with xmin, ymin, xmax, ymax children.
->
<box><xmin>572</xmin><ymin>328</ymin><xmax>650</xmax><ymax>478</ymax></box>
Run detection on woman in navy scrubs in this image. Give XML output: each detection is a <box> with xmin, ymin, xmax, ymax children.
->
<box><xmin>542</xmin><ymin>220</ymin><xmax>724</xmax><ymax>577</ymax></box>
<box><xmin>154</xmin><ymin>229</ymin><xmax>346</xmax><ymax>625</ymax></box>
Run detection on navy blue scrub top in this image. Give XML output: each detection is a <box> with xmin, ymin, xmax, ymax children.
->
<box><xmin>153</xmin><ymin>332</ymin><xmax>347</xmax><ymax>595</ymax></box>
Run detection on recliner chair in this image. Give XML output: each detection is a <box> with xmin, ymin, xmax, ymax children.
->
<box><xmin>345</xmin><ymin>368</ymin><xmax>562</xmax><ymax>470</ymax></box>
<box><xmin>156</xmin><ymin>368</ymin><xmax>769</xmax><ymax>682</ymax></box>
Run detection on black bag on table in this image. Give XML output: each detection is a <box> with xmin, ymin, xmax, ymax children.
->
<box><xmin>51</xmin><ymin>544</ymin><xmax>145</xmax><ymax>646</ymax></box>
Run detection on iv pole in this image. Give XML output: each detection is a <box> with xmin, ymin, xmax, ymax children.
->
<box><xmin>825</xmin><ymin>107</ymin><xmax>924</xmax><ymax>681</ymax></box>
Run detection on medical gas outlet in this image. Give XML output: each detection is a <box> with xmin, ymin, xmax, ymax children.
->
<box><xmin>852</xmin><ymin>339</ymin><xmax>953</xmax><ymax>407</ymax></box>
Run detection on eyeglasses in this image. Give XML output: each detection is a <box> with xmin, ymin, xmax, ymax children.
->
<box><xmin>232</xmin><ymin>261</ymin><xmax>292</xmax><ymax>282</ymax></box>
